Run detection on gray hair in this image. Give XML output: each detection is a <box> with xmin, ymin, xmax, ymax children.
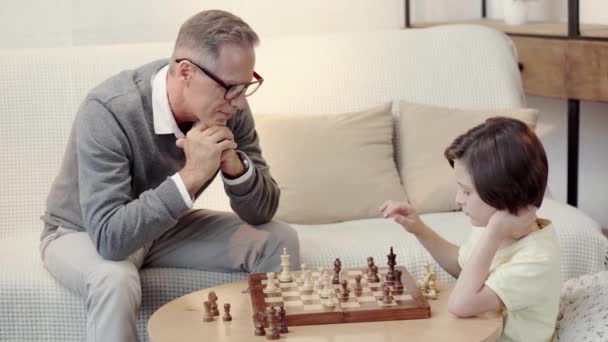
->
<box><xmin>170</xmin><ymin>10</ymin><xmax>259</xmax><ymax>72</ymax></box>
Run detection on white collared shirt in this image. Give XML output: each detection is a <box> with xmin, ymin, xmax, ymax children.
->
<box><xmin>151</xmin><ymin>65</ymin><xmax>252</xmax><ymax>208</ymax></box>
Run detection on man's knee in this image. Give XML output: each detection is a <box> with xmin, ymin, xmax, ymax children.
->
<box><xmin>86</xmin><ymin>263</ymin><xmax>141</xmax><ymax>308</ymax></box>
<box><xmin>259</xmin><ymin>220</ymin><xmax>301</xmax><ymax>268</ymax></box>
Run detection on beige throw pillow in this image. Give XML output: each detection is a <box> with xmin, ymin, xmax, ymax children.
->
<box><xmin>398</xmin><ymin>101</ymin><xmax>539</xmax><ymax>214</ymax></box>
<box><xmin>255</xmin><ymin>103</ymin><xmax>406</xmax><ymax>224</ymax></box>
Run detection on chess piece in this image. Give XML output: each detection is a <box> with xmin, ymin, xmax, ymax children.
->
<box><xmin>367</xmin><ymin>257</ymin><xmax>375</xmax><ymax>277</ymax></box>
<box><xmin>265</xmin><ymin>272</ymin><xmax>280</xmax><ymax>293</ymax></box>
<box><xmin>208</xmin><ymin>291</ymin><xmax>219</xmax><ymax>316</ymax></box>
<box><xmin>299</xmin><ymin>263</ymin><xmax>308</xmax><ymax>283</ymax></box>
<box><xmin>253</xmin><ymin>312</ymin><xmax>266</xmax><ymax>336</ymax></box>
<box><xmin>339</xmin><ymin>279</ymin><xmax>350</xmax><ymax>298</ymax></box>
<box><xmin>382</xmin><ymin>285</ymin><xmax>392</xmax><ymax>304</ymax></box>
<box><xmin>320</xmin><ymin>272</ymin><xmax>333</xmax><ymax>298</ymax></box>
<box><xmin>370</xmin><ymin>265</ymin><xmax>380</xmax><ymax>283</ymax></box>
<box><xmin>354</xmin><ymin>274</ymin><xmax>363</xmax><ymax>295</ymax></box>
<box><xmin>222</xmin><ymin>303</ymin><xmax>232</xmax><ymax>321</ymax></box>
<box><xmin>393</xmin><ymin>269</ymin><xmax>404</xmax><ymax>292</ymax></box>
<box><xmin>302</xmin><ymin>269</ymin><xmax>314</xmax><ymax>291</ymax></box>
<box><xmin>266</xmin><ymin>307</ymin><xmax>280</xmax><ymax>340</ymax></box>
<box><xmin>278</xmin><ymin>305</ymin><xmax>288</xmax><ymax>333</ymax></box>
<box><xmin>203</xmin><ymin>300</ymin><xmax>214</xmax><ymax>322</ymax></box>
<box><xmin>279</xmin><ymin>247</ymin><xmax>292</xmax><ymax>283</ymax></box>
<box><xmin>386</xmin><ymin>247</ymin><xmax>397</xmax><ymax>282</ymax></box>
<box><xmin>322</xmin><ymin>296</ymin><xmax>336</xmax><ymax>308</ymax></box>
<box><xmin>418</xmin><ymin>263</ymin><xmax>439</xmax><ymax>300</ymax></box>
<box><xmin>332</xmin><ymin>258</ymin><xmax>342</xmax><ymax>284</ymax></box>
<box><xmin>315</xmin><ymin>267</ymin><xmax>325</xmax><ymax>288</ymax></box>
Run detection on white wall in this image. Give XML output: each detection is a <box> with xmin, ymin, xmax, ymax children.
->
<box><xmin>1</xmin><ymin>0</ymin><xmax>606</xmax><ymax>228</ymax></box>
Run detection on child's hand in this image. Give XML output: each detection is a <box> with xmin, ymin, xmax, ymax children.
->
<box><xmin>487</xmin><ymin>206</ymin><xmax>538</xmax><ymax>240</ymax></box>
<box><xmin>379</xmin><ymin>200</ymin><xmax>424</xmax><ymax>235</ymax></box>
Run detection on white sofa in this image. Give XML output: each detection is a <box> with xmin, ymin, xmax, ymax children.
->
<box><xmin>1</xmin><ymin>26</ymin><xmax>606</xmax><ymax>341</ymax></box>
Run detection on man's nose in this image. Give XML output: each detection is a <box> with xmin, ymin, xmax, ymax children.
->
<box><xmin>229</xmin><ymin>92</ymin><xmax>247</xmax><ymax>109</ymax></box>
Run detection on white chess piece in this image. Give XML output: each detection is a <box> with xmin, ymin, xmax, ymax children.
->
<box><xmin>278</xmin><ymin>247</ymin><xmax>292</xmax><ymax>283</ymax></box>
<box><xmin>322</xmin><ymin>296</ymin><xmax>336</xmax><ymax>308</ymax></box>
<box><xmin>315</xmin><ymin>267</ymin><xmax>325</xmax><ymax>288</ymax></box>
<box><xmin>320</xmin><ymin>273</ymin><xmax>333</xmax><ymax>298</ymax></box>
<box><xmin>302</xmin><ymin>269</ymin><xmax>314</xmax><ymax>291</ymax></box>
<box><xmin>264</xmin><ymin>272</ymin><xmax>280</xmax><ymax>293</ymax></box>
<box><xmin>299</xmin><ymin>263</ymin><xmax>308</xmax><ymax>283</ymax></box>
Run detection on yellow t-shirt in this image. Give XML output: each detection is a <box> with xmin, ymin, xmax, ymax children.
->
<box><xmin>457</xmin><ymin>219</ymin><xmax>561</xmax><ymax>342</ymax></box>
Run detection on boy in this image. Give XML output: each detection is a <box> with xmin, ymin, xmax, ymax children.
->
<box><xmin>381</xmin><ymin>117</ymin><xmax>560</xmax><ymax>342</ymax></box>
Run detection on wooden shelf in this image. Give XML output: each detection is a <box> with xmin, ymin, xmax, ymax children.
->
<box><xmin>412</xmin><ymin>19</ymin><xmax>608</xmax><ymax>39</ymax></box>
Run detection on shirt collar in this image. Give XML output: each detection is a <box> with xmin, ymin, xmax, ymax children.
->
<box><xmin>151</xmin><ymin>65</ymin><xmax>185</xmax><ymax>139</ymax></box>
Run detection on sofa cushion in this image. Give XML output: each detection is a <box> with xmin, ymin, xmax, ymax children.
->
<box><xmin>398</xmin><ymin>101</ymin><xmax>539</xmax><ymax>214</ymax></box>
<box><xmin>555</xmin><ymin>270</ymin><xmax>608</xmax><ymax>341</ymax></box>
<box><xmin>255</xmin><ymin>103</ymin><xmax>406</xmax><ymax>224</ymax></box>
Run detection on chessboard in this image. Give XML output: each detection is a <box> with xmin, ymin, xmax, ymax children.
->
<box><xmin>248</xmin><ymin>266</ymin><xmax>430</xmax><ymax>327</ymax></box>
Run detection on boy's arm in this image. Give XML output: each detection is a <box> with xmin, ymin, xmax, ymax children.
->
<box><xmin>448</xmin><ymin>208</ymin><xmax>537</xmax><ymax>317</ymax></box>
<box><xmin>447</xmin><ymin>229</ymin><xmax>503</xmax><ymax>317</ymax></box>
<box><xmin>414</xmin><ymin>223</ymin><xmax>462</xmax><ymax>278</ymax></box>
<box><xmin>379</xmin><ymin>200</ymin><xmax>461</xmax><ymax>278</ymax></box>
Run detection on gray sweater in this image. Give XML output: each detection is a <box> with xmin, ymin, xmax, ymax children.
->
<box><xmin>41</xmin><ymin>60</ymin><xmax>280</xmax><ymax>261</ymax></box>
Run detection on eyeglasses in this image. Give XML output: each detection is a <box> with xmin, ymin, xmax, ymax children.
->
<box><xmin>175</xmin><ymin>58</ymin><xmax>264</xmax><ymax>100</ymax></box>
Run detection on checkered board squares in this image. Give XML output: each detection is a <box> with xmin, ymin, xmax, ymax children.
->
<box><xmin>248</xmin><ymin>266</ymin><xmax>430</xmax><ymax>326</ymax></box>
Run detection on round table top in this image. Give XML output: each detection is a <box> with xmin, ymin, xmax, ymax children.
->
<box><xmin>148</xmin><ymin>280</ymin><xmax>502</xmax><ymax>342</ymax></box>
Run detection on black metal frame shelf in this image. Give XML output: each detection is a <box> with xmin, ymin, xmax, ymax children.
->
<box><xmin>404</xmin><ymin>0</ymin><xmax>608</xmax><ymax>207</ymax></box>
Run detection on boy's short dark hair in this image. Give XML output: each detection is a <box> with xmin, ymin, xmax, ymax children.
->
<box><xmin>444</xmin><ymin>117</ymin><xmax>548</xmax><ymax>214</ymax></box>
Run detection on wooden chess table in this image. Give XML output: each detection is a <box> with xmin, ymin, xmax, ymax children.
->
<box><xmin>148</xmin><ymin>279</ymin><xmax>502</xmax><ymax>342</ymax></box>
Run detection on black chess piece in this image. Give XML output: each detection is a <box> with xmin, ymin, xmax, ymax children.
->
<box><xmin>208</xmin><ymin>291</ymin><xmax>219</xmax><ymax>316</ymax></box>
<box><xmin>382</xmin><ymin>285</ymin><xmax>392</xmax><ymax>304</ymax></box>
<box><xmin>371</xmin><ymin>265</ymin><xmax>380</xmax><ymax>283</ymax></box>
<box><xmin>367</xmin><ymin>257</ymin><xmax>375</xmax><ymax>277</ymax></box>
<box><xmin>386</xmin><ymin>246</ymin><xmax>397</xmax><ymax>282</ymax></box>
<box><xmin>393</xmin><ymin>269</ymin><xmax>404</xmax><ymax>292</ymax></box>
<box><xmin>203</xmin><ymin>300</ymin><xmax>213</xmax><ymax>322</ymax></box>
<box><xmin>333</xmin><ymin>258</ymin><xmax>342</xmax><ymax>284</ymax></box>
<box><xmin>222</xmin><ymin>303</ymin><xmax>232</xmax><ymax>321</ymax></box>
<box><xmin>266</xmin><ymin>307</ymin><xmax>280</xmax><ymax>340</ymax></box>
<box><xmin>278</xmin><ymin>305</ymin><xmax>288</xmax><ymax>333</ymax></box>
<box><xmin>253</xmin><ymin>312</ymin><xmax>265</xmax><ymax>336</ymax></box>
<box><xmin>340</xmin><ymin>279</ymin><xmax>350</xmax><ymax>299</ymax></box>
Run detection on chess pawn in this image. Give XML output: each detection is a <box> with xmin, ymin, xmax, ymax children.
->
<box><xmin>264</xmin><ymin>272</ymin><xmax>280</xmax><ymax>293</ymax></box>
<box><xmin>339</xmin><ymin>279</ymin><xmax>350</xmax><ymax>298</ymax></box>
<box><xmin>266</xmin><ymin>307</ymin><xmax>280</xmax><ymax>340</ymax></box>
<box><xmin>367</xmin><ymin>257</ymin><xmax>375</xmax><ymax>277</ymax></box>
<box><xmin>353</xmin><ymin>274</ymin><xmax>363</xmax><ymax>296</ymax></box>
<box><xmin>302</xmin><ymin>269</ymin><xmax>314</xmax><ymax>291</ymax></box>
<box><xmin>370</xmin><ymin>265</ymin><xmax>380</xmax><ymax>283</ymax></box>
<box><xmin>323</xmin><ymin>297</ymin><xmax>336</xmax><ymax>308</ymax></box>
<box><xmin>382</xmin><ymin>285</ymin><xmax>392</xmax><ymax>304</ymax></box>
<box><xmin>315</xmin><ymin>267</ymin><xmax>325</xmax><ymax>288</ymax></box>
<box><xmin>278</xmin><ymin>305</ymin><xmax>288</xmax><ymax>334</ymax></box>
<box><xmin>393</xmin><ymin>270</ymin><xmax>404</xmax><ymax>292</ymax></box>
<box><xmin>320</xmin><ymin>272</ymin><xmax>333</xmax><ymax>298</ymax></box>
<box><xmin>202</xmin><ymin>300</ymin><xmax>213</xmax><ymax>322</ymax></box>
<box><xmin>222</xmin><ymin>303</ymin><xmax>232</xmax><ymax>321</ymax></box>
<box><xmin>299</xmin><ymin>263</ymin><xmax>308</xmax><ymax>283</ymax></box>
<box><xmin>253</xmin><ymin>312</ymin><xmax>266</xmax><ymax>336</ymax></box>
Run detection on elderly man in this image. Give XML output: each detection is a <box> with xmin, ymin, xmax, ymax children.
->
<box><xmin>40</xmin><ymin>10</ymin><xmax>299</xmax><ymax>342</ymax></box>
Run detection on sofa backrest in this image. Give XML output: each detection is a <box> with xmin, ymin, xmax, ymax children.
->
<box><xmin>0</xmin><ymin>25</ymin><xmax>524</xmax><ymax>237</ymax></box>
